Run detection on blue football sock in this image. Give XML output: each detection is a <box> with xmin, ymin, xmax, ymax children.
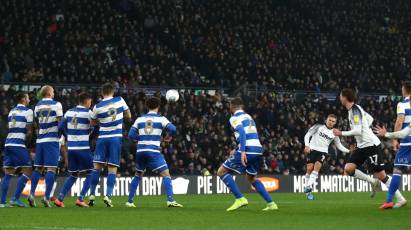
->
<box><xmin>106</xmin><ymin>173</ymin><xmax>117</xmax><ymax>197</ymax></box>
<box><xmin>79</xmin><ymin>174</ymin><xmax>91</xmax><ymax>201</ymax></box>
<box><xmin>44</xmin><ymin>171</ymin><xmax>55</xmax><ymax>200</ymax></box>
<box><xmin>386</xmin><ymin>173</ymin><xmax>402</xmax><ymax>203</ymax></box>
<box><xmin>220</xmin><ymin>173</ymin><xmax>243</xmax><ymax>199</ymax></box>
<box><xmin>13</xmin><ymin>174</ymin><xmax>29</xmax><ymax>200</ymax></box>
<box><xmin>89</xmin><ymin>170</ymin><xmax>100</xmax><ymax>196</ymax></box>
<box><xmin>58</xmin><ymin>175</ymin><xmax>77</xmax><ymax>201</ymax></box>
<box><xmin>163</xmin><ymin>176</ymin><xmax>174</xmax><ymax>202</ymax></box>
<box><xmin>253</xmin><ymin>179</ymin><xmax>273</xmax><ymax>203</ymax></box>
<box><xmin>1</xmin><ymin>174</ymin><xmax>12</xmax><ymax>204</ymax></box>
<box><xmin>128</xmin><ymin>176</ymin><xmax>141</xmax><ymax>203</ymax></box>
<box><xmin>30</xmin><ymin>170</ymin><xmax>41</xmax><ymax>196</ymax></box>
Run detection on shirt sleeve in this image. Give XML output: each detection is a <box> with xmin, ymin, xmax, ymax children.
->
<box><xmin>397</xmin><ymin>102</ymin><xmax>405</xmax><ymax>115</ymax></box>
<box><xmin>342</xmin><ymin>108</ymin><xmax>362</xmax><ymax>136</ymax></box>
<box><xmin>121</xmin><ymin>97</ymin><xmax>129</xmax><ymax>111</ymax></box>
<box><xmin>34</xmin><ymin>106</ymin><xmax>38</xmax><ymax>118</ymax></box>
<box><xmin>385</xmin><ymin>126</ymin><xmax>411</xmax><ymax>139</ymax></box>
<box><xmin>304</xmin><ymin>124</ymin><xmax>320</xmax><ymax>146</ymax></box>
<box><xmin>26</xmin><ymin>109</ymin><xmax>34</xmax><ymax>123</ymax></box>
<box><xmin>161</xmin><ymin>117</ymin><xmax>171</xmax><ymax>128</ymax></box>
<box><xmin>56</xmin><ymin>102</ymin><xmax>63</xmax><ymax>117</ymax></box>
<box><xmin>90</xmin><ymin>105</ymin><xmax>97</xmax><ymax>119</ymax></box>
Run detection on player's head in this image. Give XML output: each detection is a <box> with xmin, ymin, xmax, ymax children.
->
<box><xmin>326</xmin><ymin>114</ymin><xmax>337</xmax><ymax>129</ymax></box>
<box><xmin>230</xmin><ymin>97</ymin><xmax>243</xmax><ymax>113</ymax></box>
<box><xmin>15</xmin><ymin>92</ymin><xmax>30</xmax><ymax>106</ymax></box>
<box><xmin>78</xmin><ymin>92</ymin><xmax>92</xmax><ymax>108</ymax></box>
<box><xmin>146</xmin><ymin>97</ymin><xmax>161</xmax><ymax>112</ymax></box>
<box><xmin>402</xmin><ymin>81</ymin><xmax>411</xmax><ymax>97</ymax></box>
<box><xmin>40</xmin><ymin>85</ymin><xmax>54</xmax><ymax>99</ymax></box>
<box><xmin>340</xmin><ymin>88</ymin><xmax>356</xmax><ymax>107</ymax></box>
<box><xmin>101</xmin><ymin>83</ymin><xmax>115</xmax><ymax>97</ymax></box>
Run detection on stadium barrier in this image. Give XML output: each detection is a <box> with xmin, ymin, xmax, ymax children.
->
<box><xmin>2</xmin><ymin>175</ymin><xmax>411</xmax><ymax>197</ymax></box>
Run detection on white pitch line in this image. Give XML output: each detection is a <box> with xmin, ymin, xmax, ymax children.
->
<box><xmin>2</xmin><ymin>225</ymin><xmax>97</xmax><ymax>230</ymax></box>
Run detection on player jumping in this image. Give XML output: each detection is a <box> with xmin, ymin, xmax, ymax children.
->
<box><xmin>88</xmin><ymin>83</ymin><xmax>131</xmax><ymax>207</ymax></box>
<box><xmin>53</xmin><ymin>93</ymin><xmax>95</xmax><ymax>208</ymax></box>
<box><xmin>333</xmin><ymin>88</ymin><xmax>406</xmax><ymax>203</ymax></box>
<box><xmin>126</xmin><ymin>97</ymin><xmax>183</xmax><ymax>208</ymax></box>
<box><xmin>0</xmin><ymin>92</ymin><xmax>34</xmax><ymax>207</ymax></box>
<box><xmin>303</xmin><ymin>114</ymin><xmax>350</xmax><ymax>200</ymax></box>
<box><xmin>216</xmin><ymin>97</ymin><xmax>278</xmax><ymax>211</ymax></box>
<box><xmin>28</xmin><ymin>85</ymin><xmax>64</xmax><ymax>207</ymax></box>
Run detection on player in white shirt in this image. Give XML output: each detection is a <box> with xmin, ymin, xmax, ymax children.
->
<box><xmin>303</xmin><ymin>114</ymin><xmax>350</xmax><ymax>200</ymax></box>
<box><xmin>333</xmin><ymin>88</ymin><xmax>406</xmax><ymax>204</ymax></box>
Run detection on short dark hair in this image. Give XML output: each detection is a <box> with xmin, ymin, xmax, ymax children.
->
<box><xmin>146</xmin><ymin>97</ymin><xmax>160</xmax><ymax>110</ymax></box>
<box><xmin>15</xmin><ymin>92</ymin><xmax>27</xmax><ymax>103</ymax></box>
<box><xmin>230</xmin><ymin>97</ymin><xmax>243</xmax><ymax>108</ymax></box>
<box><xmin>403</xmin><ymin>81</ymin><xmax>411</xmax><ymax>94</ymax></box>
<box><xmin>78</xmin><ymin>92</ymin><xmax>92</xmax><ymax>104</ymax></box>
<box><xmin>327</xmin><ymin>114</ymin><xmax>337</xmax><ymax>119</ymax></box>
<box><xmin>101</xmin><ymin>83</ymin><xmax>115</xmax><ymax>96</ymax></box>
<box><xmin>341</xmin><ymin>88</ymin><xmax>356</xmax><ymax>102</ymax></box>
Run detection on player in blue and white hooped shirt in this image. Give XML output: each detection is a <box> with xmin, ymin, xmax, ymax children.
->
<box><xmin>216</xmin><ymin>97</ymin><xmax>278</xmax><ymax>211</ymax></box>
<box><xmin>374</xmin><ymin>82</ymin><xmax>410</xmax><ymax>209</ymax></box>
<box><xmin>28</xmin><ymin>85</ymin><xmax>64</xmax><ymax>208</ymax></box>
<box><xmin>0</xmin><ymin>92</ymin><xmax>34</xmax><ymax>208</ymax></box>
<box><xmin>126</xmin><ymin>97</ymin><xmax>183</xmax><ymax>208</ymax></box>
<box><xmin>88</xmin><ymin>83</ymin><xmax>131</xmax><ymax>207</ymax></box>
<box><xmin>53</xmin><ymin>93</ymin><xmax>95</xmax><ymax>208</ymax></box>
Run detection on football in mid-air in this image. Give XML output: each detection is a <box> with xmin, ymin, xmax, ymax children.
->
<box><xmin>166</xmin><ymin>89</ymin><xmax>179</xmax><ymax>102</ymax></box>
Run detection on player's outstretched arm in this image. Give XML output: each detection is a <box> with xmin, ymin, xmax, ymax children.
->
<box><xmin>374</xmin><ymin>125</ymin><xmax>411</xmax><ymax>139</ymax></box>
<box><xmin>165</xmin><ymin>123</ymin><xmax>177</xmax><ymax>136</ymax></box>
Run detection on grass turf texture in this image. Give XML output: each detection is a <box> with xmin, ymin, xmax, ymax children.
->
<box><xmin>1</xmin><ymin>192</ymin><xmax>410</xmax><ymax>230</ymax></box>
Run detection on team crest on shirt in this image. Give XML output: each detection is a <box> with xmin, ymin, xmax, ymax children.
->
<box><xmin>353</xmin><ymin>115</ymin><xmax>360</xmax><ymax>124</ymax></box>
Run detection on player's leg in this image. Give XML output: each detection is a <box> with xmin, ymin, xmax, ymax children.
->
<box><xmin>126</xmin><ymin>152</ymin><xmax>146</xmax><ymax>207</ymax></box>
<box><xmin>217</xmin><ymin>152</ymin><xmax>248</xmax><ymax>211</ymax></box>
<box><xmin>89</xmin><ymin>138</ymin><xmax>107</xmax><ymax>206</ymax></box>
<box><xmin>126</xmin><ymin>171</ymin><xmax>143</xmax><ymax>207</ymax></box>
<box><xmin>159</xmin><ymin>169</ymin><xmax>183</xmax><ymax>207</ymax></box>
<box><xmin>11</xmin><ymin>167</ymin><xmax>32</xmax><ymax>207</ymax></box>
<box><xmin>379</xmin><ymin>167</ymin><xmax>405</xmax><ymax>209</ymax></box>
<box><xmin>76</xmin><ymin>151</ymin><xmax>94</xmax><ymax>207</ymax></box>
<box><xmin>305</xmin><ymin>163</ymin><xmax>314</xmax><ymax>188</ymax></box>
<box><xmin>28</xmin><ymin>144</ymin><xmax>45</xmax><ymax>207</ymax></box>
<box><xmin>103</xmin><ymin>138</ymin><xmax>122</xmax><ymax>207</ymax></box>
<box><xmin>10</xmin><ymin>147</ymin><xmax>32</xmax><ymax>207</ymax></box>
<box><xmin>246</xmin><ymin>174</ymin><xmax>278</xmax><ymax>211</ymax></box>
<box><xmin>1</xmin><ymin>168</ymin><xmax>15</xmax><ymax>207</ymax></box>
<box><xmin>42</xmin><ymin>142</ymin><xmax>60</xmax><ymax>207</ymax></box>
<box><xmin>345</xmin><ymin>147</ymin><xmax>379</xmax><ymax>196</ymax></box>
<box><xmin>54</xmin><ymin>150</ymin><xmax>79</xmax><ymax>207</ymax></box>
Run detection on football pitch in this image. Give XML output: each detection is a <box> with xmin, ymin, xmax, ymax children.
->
<box><xmin>0</xmin><ymin>192</ymin><xmax>410</xmax><ymax>230</ymax></box>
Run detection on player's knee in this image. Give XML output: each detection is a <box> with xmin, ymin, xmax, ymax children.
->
<box><xmin>247</xmin><ymin>175</ymin><xmax>256</xmax><ymax>184</ymax></box>
<box><xmin>217</xmin><ymin>166</ymin><xmax>227</xmax><ymax>177</ymax></box>
<box><xmin>344</xmin><ymin>164</ymin><xmax>355</xmax><ymax>175</ymax></box>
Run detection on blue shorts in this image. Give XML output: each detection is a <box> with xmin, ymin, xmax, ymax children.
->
<box><xmin>3</xmin><ymin>146</ymin><xmax>32</xmax><ymax>168</ymax></box>
<box><xmin>68</xmin><ymin>150</ymin><xmax>93</xmax><ymax>173</ymax></box>
<box><xmin>34</xmin><ymin>142</ymin><xmax>60</xmax><ymax>167</ymax></box>
<box><xmin>223</xmin><ymin>152</ymin><xmax>261</xmax><ymax>175</ymax></box>
<box><xmin>135</xmin><ymin>151</ymin><xmax>168</xmax><ymax>173</ymax></box>
<box><xmin>94</xmin><ymin>138</ymin><xmax>122</xmax><ymax>167</ymax></box>
<box><xmin>395</xmin><ymin>146</ymin><xmax>411</xmax><ymax>166</ymax></box>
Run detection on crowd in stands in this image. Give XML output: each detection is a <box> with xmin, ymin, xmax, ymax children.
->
<box><xmin>0</xmin><ymin>85</ymin><xmax>402</xmax><ymax>176</ymax></box>
<box><xmin>1</xmin><ymin>0</ymin><xmax>411</xmax><ymax>92</ymax></box>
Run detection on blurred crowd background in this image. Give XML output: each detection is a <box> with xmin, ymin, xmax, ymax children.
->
<box><xmin>0</xmin><ymin>0</ymin><xmax>409</xmax><ymax>176</ymax></box>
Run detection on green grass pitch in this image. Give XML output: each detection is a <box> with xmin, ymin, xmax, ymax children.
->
<box><xmin>0</xmin><ymin>192</ymin><xmax>410</xmax><ymax>230</ymax></box>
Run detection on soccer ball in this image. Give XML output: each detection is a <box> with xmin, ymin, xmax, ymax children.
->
<box><xmin>166</xmin><ymin>89</ymin><xmax>179</xmax><ymax>102</ymax></box>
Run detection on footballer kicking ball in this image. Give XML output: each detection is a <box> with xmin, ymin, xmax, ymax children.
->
<box><xmin>166</xmin><ymin>89</ymin><xmax>180</xmax><ymax>102</ymax></box>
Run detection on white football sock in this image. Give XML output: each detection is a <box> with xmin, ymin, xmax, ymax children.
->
<box><xmin>307</xmin><ymin>171</ymin><xmax>318</xmax><ymax>187</ymax></box>
<box><xmin>353</xmin><ymin>169</ymin><xmax>376</xmax><ymax>184</ymax></box>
